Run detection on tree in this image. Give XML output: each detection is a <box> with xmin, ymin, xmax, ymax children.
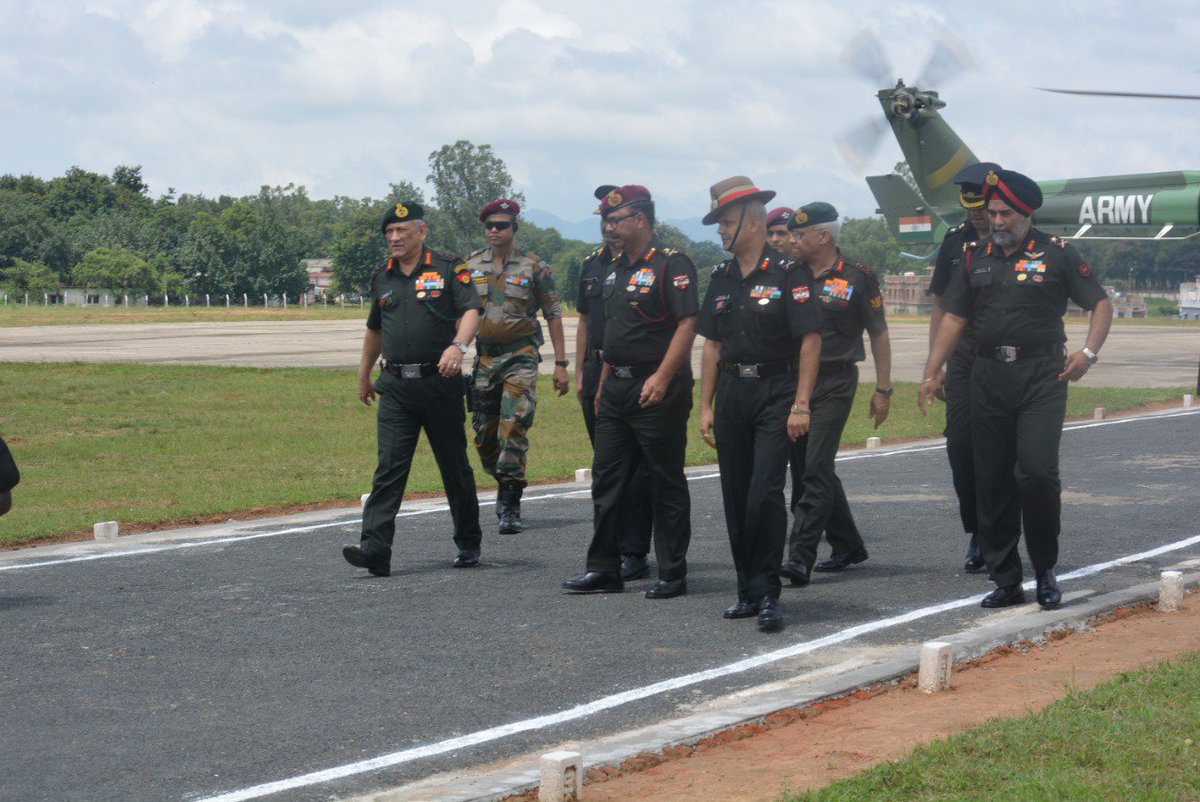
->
<box><xmin>0</xmin><ymin>258</ymin><xmax>60</xmax><ymax>297</ymax></box>
<box><xmin>72</xmin><ymin>246</ymin><xmax>159</xmax><ymax>295</ymax></box>
<box><xmin>0</xmin><ymin>189</ymin><xmax>72</xmax><ymax>274</ymax></box>
<box><xmin>112</xmin><ymin>165</ymin><xmax>149</xmax><ymax>197</ymax></box>
<box><xmin>427</xmin><ymin>140</ymin><xmax>524</xmax><ymax>256</ymax></box>
<box><xmin>838</xmin><ymin>217</ymin><xmax>907</xmax><ymax>273</ymax></box>
<box><xmin>331</xmin><ymin>207</ymin><xmax>387</xmax><ymax>294</ymax></box>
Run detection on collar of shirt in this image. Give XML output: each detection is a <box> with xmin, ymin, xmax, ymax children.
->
<box><xmin>723</xmin><ymin>244</ymin><xmax>778</xmax><ymax>281</ymax></box>
<box><xmin>615</xmin><ymin>235</ymin><xmax>663</xmax><ymax>270</ymax></box>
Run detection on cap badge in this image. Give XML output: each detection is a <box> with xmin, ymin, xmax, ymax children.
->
<box><xmin>985</xmin><ymin>170</ymin><xmax>1000</xmax><ymax>186</ymax></box>
<box><xmin>606</xmin><ymin>191</ymin><xmax>623</xmax><ymax>207</ymax></box>
<box><xmin>794</xmin><ymin>210</ymin><xmax>809</xmax><ymax>225</ymax></box>
<box><xmin>394</xmin><ymin>203</ymin><xmax>409</xmax><ymax>219</ymax></box>
<box><xmin>499</xmin><ymin>202</ymin><xmax>510</xmax><ymax>209</ymax></box>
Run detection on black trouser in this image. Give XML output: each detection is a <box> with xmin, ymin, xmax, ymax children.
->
<box><xmin>787</xmin><ymin>364</ymin><xmax>864</xmax><ymax>568</ymax></box>
<box><xmin>970</xmin><ymin>354</ymin><xmax>1067</xmax><ymax>587</ymax></box>
<box><xmin>586</xmin><ymin>371</ymin><xmax>693</xmax><ymax>581</ymax></box>
<box><xmin>360</xmin><ymin>370</ymin><xmax>482</xmax><ymax>559</ymax></box>
<box><xmin>580</xmin><ymin>356</ymin><xmax>653</xmax><ymax>558</ymax></box>
<box><xmin>944</xmin><ymin>349</ymin><xmax>977</xmax><ymax>537</ymax></box>
<box><xmin>715</xmin><ymin>371</ymin><xmax>793</xmax><ymax>602</ymax></box>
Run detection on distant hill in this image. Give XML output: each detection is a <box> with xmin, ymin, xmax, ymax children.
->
<box><xmin>524</xmin><ymin>208</ymin><xmax>720</xmax><ymax>245</ymax></box>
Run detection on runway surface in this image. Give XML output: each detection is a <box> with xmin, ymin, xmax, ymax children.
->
<box><xmin>1</xmin><ymin>318</ymin><xmax>1196</xmax><ymax>386</ymax></box>
<box><xmin>2</xmin><ymin>408</ymin><xmax>1198</xmax><ymax>801</ymax></box>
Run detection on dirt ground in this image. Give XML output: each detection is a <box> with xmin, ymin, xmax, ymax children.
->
<box><xmin>555</xmin><ymin>597</ymin><xmax>1199</xmax><ymax>802</ymax></box>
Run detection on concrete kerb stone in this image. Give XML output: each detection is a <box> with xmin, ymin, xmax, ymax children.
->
<box><xmin>93</xmin><ymin>521</ymin><xmax>119</xmax><ymax>540</ymax></box>
<box><xmin>352</xmin><ymin>571</ymin><xmax>1198</xmax><ymax>802</ymax></box>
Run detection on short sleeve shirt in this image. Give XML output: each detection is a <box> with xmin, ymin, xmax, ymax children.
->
<box><xmin>601</xmin><ymin>236</ymin><xmax>700</xmax><ymax>365</ymax></box>
<box><xmin>466</xmin><ymin>246</ymin><xmax>562</xmax><ymax>346</ymax></box>
<box><xmin>696</xmin><ymin>245</ymin><xmax>820</xmax><ymax>363</ymax></box>
<box><xmin>930</xmin><ymin>221</ymin><xmax>986</xmax><ymax>355</ymax></box>
<box><xmin>806</xmin><ymin>253</ymin><xmax>887</xmax><ymax>364</ymax></box>
<box><xmin>941</xmin><ymin>227</ymin><xmax>1108</xmax><ymax>348</ymax></box>
<box><xmin>366</xmin><ymin>248</ymin><xmax>483</xmax><ymax>364</ymax></box>
<box><xmin>576</xmin><ymin>245</ymin><xmax>616</xmax><ymax>352</ymax></box>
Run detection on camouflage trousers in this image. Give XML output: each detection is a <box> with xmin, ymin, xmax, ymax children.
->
<box><xmin>472</xmin><ymin>348</ymin><xmax>538</xmax><ymax>487</ymax></box>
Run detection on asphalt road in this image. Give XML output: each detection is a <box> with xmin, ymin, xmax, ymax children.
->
<box><xmin>2</xmin><ymin>408</ymin><xmax>1198</xmax><ymax>801</ymax></box>
<box><xmin>1</xmin><ymin>318</ymin><xmax>1197</xmax><ymax>387</ymax></box>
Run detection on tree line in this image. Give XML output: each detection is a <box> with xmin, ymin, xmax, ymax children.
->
<box><xmin>1</xmin><ymin>143</ymin><xmax>1195</xmax><ymax>308</ymax></box>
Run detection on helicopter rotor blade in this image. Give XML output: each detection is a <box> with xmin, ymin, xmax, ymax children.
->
<box><xmin>916</xmin><ymin>28</ymin><xmax>976</xmax><ymax>88</ymax></box>
<box><xmin>840</xmin><ymin>28</ymin><xmax>893</xmax><ymax>88</ymax></box>
<box><xmin>1038</xmin><ymin>88</ymin><xmax>1200</xmax><ymax>101</ymax></box>
<box><xmin>836</xmin><ymin>116</ymin><xmax>890</xmax><ymax>174</ymax></box>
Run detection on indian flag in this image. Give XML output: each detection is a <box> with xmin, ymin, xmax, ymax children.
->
<box><xmin>897</xmin><ymin>215</ymin><xmax>932</xmax><ymax>241</ymax></box>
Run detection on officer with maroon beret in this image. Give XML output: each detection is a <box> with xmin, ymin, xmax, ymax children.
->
<box><xmin>575</xmin><ymin>184</ymin><xmax>654</xmax><ymax>580</ymax></box>
<box><xmin>765</xmin><ymin>206</ymin><xmax>794</xmax><ymax>255</ymax></box>
<box><xmin>920</xmin><ymin>168</ymin><xmax>1113</xmax><ymax>610</ymax></box>
<box><xmin>563</xmin><ymin>185</ymin><xmax>699</xmax><ymax>598</ymax></box>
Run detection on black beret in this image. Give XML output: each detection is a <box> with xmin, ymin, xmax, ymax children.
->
<box><xmin>593</xmin><ymin>184</ymin><xmax>618</xmax><ymax>200</ymax></box>
<box><xmin>381</xmin><ymin>201</ymin><xmax>424</xmax><ymax>231</ymax></box>
<box><xmin>787</xmin><ymin>201</ymin><xmax>839</xmax><ymax>230</ymax></box>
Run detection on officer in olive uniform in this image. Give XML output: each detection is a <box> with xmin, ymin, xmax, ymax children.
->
<box><xmin>765</xmin><ymin>206</ymin><xmax>794</xmax><ymax>255</ymax></box>
<box><xmin>697</xmin><ymin>177</ymin><xmax>821</xmax><ymax>632</ymax></box>
<box><xmin>928</xmin><ymin>162</ymin><xmax>1002</xmax><ymax>574</ymax></box>
<box><xmin>343</xmin><ymin>202</ymin><xmax>484</xmax><ymax>577</ymax></box>
<box><xmin>780</xmin><ymin>202</ymin><xmax>892</xmax><ymax>587</ymax></box>
<box><xmin>563</xmin><ymin>185</ymin><xmax>699</xmax><ymax>599</ymax></box>
<box><xmin>921</xmin><ymin>169</ymin><xmax>1113</xmax><ymax>610</ymax></box>
<box><xmin>466</xmin><ymin>199</ymin><xmax>570</xmax><ymax>534</ymax></box>
<box><xmin>0</xmin><ymin>435</ymin><xmax>19</xmax><ymax>517</ymax></box>
<box><xmin>576</xmin><ymin>184</ymin><xmax>654</xmax><ymax>580</ymax></box>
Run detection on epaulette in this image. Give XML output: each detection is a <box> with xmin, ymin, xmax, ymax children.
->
<box><xmin>370</xmin><ymin>261</ymin><xmax>387</xmax><ymax>280</ymax></box>
<box><xmin>524</xmin><ymin>250</ymin><xmax>543</xmax><ymax>263</ymax></box>
<box><xmin>961</xmin><ymin>240</ymin><xmax>978</xmax><ymax>254</ymax></box>
<box><xmin>711</xmin><ymin>261</ymin><xmax>728</xmax><ymax>277</ymax></box>
<box><xmin>854</xmin><ymin>261</ymin><xmax>873</xmax><ymax>276</ymax></box>
<box><xmin>1049</xmin><ymin>235</ymin><xmax>1070</xmax><ymax>249</ymax></box>
<box><xmin>430</xmin><ymin>249</ymin><xmax>461</xmax><ymax>264</ymax></box>
<box><xmin>588</xmin><ymin>247</ymin><xmax>603</xmax><ymax>259</ymax></box>
<box><xmin>468</xmin><ymin>246</ymin><xmax>487</xmax><ymax>258</ymax></box>
<box><xmin>947</xmin><ymin>222</ymin><xmax>965</xmax><ymax>236</ymax></box>
<box><xmin>661</xmin><ymin>246</ymin><xmax>679</xmax><ymax>257</ymax></box>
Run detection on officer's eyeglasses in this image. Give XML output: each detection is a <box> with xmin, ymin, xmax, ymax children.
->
<box><xmin>483</xmin><ymin>221</ymin><xmax>513</xmax><ymax>231</ymax></box>
<box><xmin>601</xmin><ymin>212</ymin><xmax>637</xmax><ymax>230</ymax></box>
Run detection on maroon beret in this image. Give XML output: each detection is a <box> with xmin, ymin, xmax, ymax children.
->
<box><xmin>766</xmin><ymin>207</ymin><xmax>794</xmax><ymax>228</ymax></box>
<box><xmin>597</xmin><ymin>184</ymin><xmax>652</xmax><ymax>216</ymax></box>
<box><xmin>478</xmin><ymin>198</ymin><xmax>521</xmax><ymax>221</ymax></box>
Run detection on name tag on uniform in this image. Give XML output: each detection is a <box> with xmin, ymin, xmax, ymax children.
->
<box><xmin>823</xmin><ymin>278</ymin><xmax>853</xmax><ymax>301</ymax></box>
<box><xmin>414</xmin><ymin>271</ymin><xmax>444</xmax><ymax>291</ymax></box>
<box><xmin>472</xmin><ymin>270</ymin><xmax>488</xmax><ymax>284</ymax></box>
<box><xmin>713</xmin><ymin>294</ymin><xmax>731</xmax><ymax>312</ymax></box>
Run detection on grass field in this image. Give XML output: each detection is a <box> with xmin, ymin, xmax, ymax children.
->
<box><xmin>782</xmin><ymin>651</ymin><xmax>1200</xmax><ymax>801</ymax></box>
<box><xmin>0</xmin><ymin>361</ymin><xmax>1188</xmax><ymax>547</ymax></box>
<box><xmin>0</xmin><ymin>302</ymin><xmax>371</xmax><ymax>326</ymax></box>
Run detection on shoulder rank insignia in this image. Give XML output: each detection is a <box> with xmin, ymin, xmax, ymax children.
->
<box><xmin>962</xmin><ymin>240</ymin><xmax>977</xmax><ymax>253</ymax></box>
<box><xmin>948</xmin><ymin>222</ymin><xmax>965</xmax><ymax>234</ymax></box>
<box><xmin>711</xmin><ymin>263</ymin><xmax>726</xmax><ymax>276</ymax></box>
<box><xmin>661</xmin><ymin>247</ymin><xmax>679</xmax><ymax>257</ymax></box>
<box><xmin>1049</xmin><ymin>236</ymin><xmax>1069</xmax><ymax>249</ymax></box>
<box><xmin>468</xmin><ymin>246</ymin><xmax>487</xmax><ymax>258</ymax></box>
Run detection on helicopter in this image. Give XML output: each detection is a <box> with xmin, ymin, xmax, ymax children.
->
<box><xmin>836</xmin><ymin>32</ymin><xmax>1200</xmax><ymax>248</ymax></box>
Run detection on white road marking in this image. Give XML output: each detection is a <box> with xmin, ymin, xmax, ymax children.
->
<box><xmin>197</xmin><ymin>531</ymin><xmax>1200</xmax><ymax>802</ymax></box>
<box><xmin>2</xmin><ymin>408</ymin><xmax>1195</xmax><ymax>573</ymax></box>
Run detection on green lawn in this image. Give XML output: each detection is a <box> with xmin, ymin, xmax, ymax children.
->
<box><xmin>782</xmin><ymin>651</ymin><xmax>1200</xmax><ymax>801</ymax></box>
<box><xmin>0</xmin><ymin>303</ymin><xmax>371</xmax><ymax>326</ymax></box>
<box><xmin>0</xmin><ymin>362</ymin><xmax>1187</xmax><ymax>547</ymax></box>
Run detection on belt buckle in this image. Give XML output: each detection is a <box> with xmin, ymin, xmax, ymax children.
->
<box><xmin>400</xmin><ymin>364</ymin><xmax>422</xmax><ymax>379</ymax></box>
<box><xmin>996</xmin><ymin>346</ymin><xmax>1017</xmax><ymax>363</ymax></box>
<box><xmin>613</xmin><ymin>366</ymin><xmax>633</xmax><ymax>379</ymax></box>
<box><xmin>738</xmin><ymin>364</ymin><xmax>759</xmax><ymax>378</ymax></box>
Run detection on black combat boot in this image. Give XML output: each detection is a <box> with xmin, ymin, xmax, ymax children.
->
<box><xmin>499</xmin><ymin>485</ymin><xmax>523</xmax><ymax>534</ymax></box>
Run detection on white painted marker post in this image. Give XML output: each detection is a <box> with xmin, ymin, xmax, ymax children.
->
<box><xmin>918</xmin><ymin>640</ymin><xmax>953</xmax><ymax>693</ymax></box>
<box><xmin>1185</xmin><ymin>394</ymin><xmax>1195</xmax><ymax>409</ymax></box>
<box><xmin>866</xmin><ymin>436</ymin><xmax>881</xmax><ymax>449</ymax></box>
<box><xmin>539</xmin><ymin>750</ymin><xmax>583</xmax><ymax>802</ymax></box>
<box><xmin>574</xmin><ymin>468</ymin><xmax>591</xmax><ymax>483</ymax></box>
<box><xmin>93</xmin><ymin>521</ymin><xmax>119</xmax><ymax>541</ymax></box>
<box><xmin>1093</xmin><ymin>407</ymin><xmax>1107</xmax><ymax>420</ymax></box>
<box><xmin>1160</xmin><ymin>570</ymin><xmax>1184</xmax><ymax>612</ymax></box>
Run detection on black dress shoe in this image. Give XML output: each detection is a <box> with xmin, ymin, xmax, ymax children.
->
<box><xmin>562</xmin><ymin>571</ymin><xmax>624</xmax><ymax>593</ymax></box>
<box><xmin>813</xmin><ymin>547</ymin><xmax>869</xmax><ymax>573</ymax></box>
<box><xmin>341</xmin><ymin>545</ymin><xmax>390</xmax><ymax>577</ymax></box>
<box><xmin>757</xmin><ymin>597</ymin><xmax>784</xmax><ymax>631</ymax></box>
<box><xmin>963</xmin><ymin>536</ymin><xmax>986</xmax><ymax>573</ymax></box>
<box><xmin>644</xmin><ymin>578</ymin><xmax>687</xmax><ymax>599</ymax></box>
<box><xmin>1036</xmin><ymin>570</ymin><xmax>1062</xmax><ymax>609</ymax></box>
<box><xmin>779</xmin><ymin>561</ymin><xmax>810</xmax><ymax>587</ymax></box>
<box><xmin>620</xmin><ymin>554</ymin><xmax>650</xmax><ymax>581</ymax></box>
<box><xmin>452</xmin><ymin>549</ymin><xmax>479</xmax><ymax>568</ymax></box>
<box><xmin>980</xmin><ymin>583</ymin><xmax>1027</xmax><ymax>608</ymax></box>
<box><xmin>723</xmin><ymin>600</ymin><xmax>757</xmax><ymax>619</ymax></box>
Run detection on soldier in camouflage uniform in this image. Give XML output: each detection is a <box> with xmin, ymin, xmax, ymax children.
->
<box><xmin>466</xmin><ymin>198</ymin><xmax>570</xmax><ymax>534</ymax></box>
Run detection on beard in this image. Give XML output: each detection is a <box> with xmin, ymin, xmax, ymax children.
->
<box><xmin>991</xmin><ymin>229</ymin><xmax>1017</xmax><ymax>247</ymax></box>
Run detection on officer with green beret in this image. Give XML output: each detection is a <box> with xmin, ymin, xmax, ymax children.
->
<box><xmin>920</xmin><ymin>168</ymin><xmax>1113</xmax><ymax>610</ymax></box>
<box><xmin>342</xmin><ymin>201</ymin><xmax>484</xmax><ymax>577</ymax></box>
<box><xmin>466</xmin><ymin>199</ymin><xmax>570</xmax><ymax>535</ymax></box>
<box><xmin>696</xmin><ymin>177</ymin><xmax>822</xmax><ymax>632</ymax></box>
<box><xmin>0</xmin><ymin>435</ymin><xmax>19</xmax><ymax>516</ymax></box>
<box><xmin>780</xmin><ymin>202</ymin><xmax>892</xmax><ymax>587</ymax></box>
<box><xmin>928</xmin><ymin>162</ymin><xmax>1002</xmax><ymax>574</ymax></box>
<box><xmin>575</xmin><ymin>184</ymin><xmax>654</xmax><ymax>580</ymax></box>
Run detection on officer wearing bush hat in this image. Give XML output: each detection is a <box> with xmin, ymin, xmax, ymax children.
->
<box><xmin>920</xmin><ymin>168</ymin><xmax>1113</xmax><ymax>611</ymax></box>
<box><xmin>781</xmin><ymin>201</ymin><xmax>892</xmax><ymax>588</ymax></box>
<box><xmin>575</xmin><ymin>183</ymin><xmax>654</xmax><ymax>581</ymax></box>
<box><xmin>564</xmin><ymin>184</ymin><xmax>700</xmax><ymax>599</ymax></box>
<box><xmin>928</xmin><ymin>162</ymin><xmax>1002</xmax><ymax>575</ymax></box>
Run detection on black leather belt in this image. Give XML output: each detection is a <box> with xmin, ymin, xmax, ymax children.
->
<box><xmin>606</xmin><ymin>362</ymin><xmax>659</xmax><ymax>380</ymax></box>
<box><xmin>383</xmin><ymin>361</ymin><xmax>437</xmax><ymax>378</ymax></box>
<box><xmin>978</xmin><ymin>343</ymin><xmax>1065</xmax><ymax>363</ymax></box>
<box><xmin>477</xmin><ymin>340</ymin><xmax>535</xmax><ymax>357</ymax></box>
<box><xmin>717</xmin><ymin>359</ymin><xmax>794</xmax><ymax>379</ymax></box>
<box><xmin>584</xmin><ymin>347</ymin><xmax>603</xmax><ymax>361</ymax></box>
<box><xmin>818</xmin><ymin>361</ymin><xmax>855</xmax><ymax>375</ymax></box>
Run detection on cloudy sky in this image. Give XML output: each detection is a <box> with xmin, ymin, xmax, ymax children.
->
<box><xmin>1</xmin><ymin>1</ymin><xmax>1196</xmax><ymax>223</ymax></box>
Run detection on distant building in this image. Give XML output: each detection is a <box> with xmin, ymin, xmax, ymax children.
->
<box><xmin>882</xmin><ymin>272</ymin><xmax>933</xmax><ymax>316</ymax></box>
<box><xmin>1110</xmin><ymin>293</ymin><xmax>1148</xmax><ymax>319</ymax></box>
<box><xmin>303</xmin><ymin>259</ymin><xmax>334</xmax><ymax>301</ymax></box>
<box><xmin>1180</xmin><ymin>275</ymin><xmax>1200</xmax><ymax>320</ymax></box>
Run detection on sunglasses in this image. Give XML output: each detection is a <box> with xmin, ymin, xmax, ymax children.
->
<box><xmin>483</xmin><ymin>221</ymin><xmax>513</xmax><ymax>231</ymax></box>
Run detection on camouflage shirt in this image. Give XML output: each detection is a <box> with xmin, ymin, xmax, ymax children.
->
<box><xmin>465</xmin><ymin>246</ymin><xmax>562</xmax><ymax>346</ymax></box>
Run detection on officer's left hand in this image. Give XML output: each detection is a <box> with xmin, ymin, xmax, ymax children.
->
<box><xmin>552</xmin><ymin>365</ymin><xmax>570</xmax><ymax>396</ymax></box>
<box><xmin>639</xmin><ymin>372</ymin><xmax>669</xmax><ymax>407</ymax></box>
<box><xmin>437</xmin><ymin>345</ymin><xmax>464</xmax><ymax>378</ymax></box>
<box><xmin>787</xmin><ymin>411</ymin><xmax>810</xmax><ymax>440</ymax></box>
<box><xmin>868</xmin><ymin>392</ymin><xmax>890</xmax><ymax>429</ymax></box>
<box><xmin>1058</xmin><ymin>351</ymin><xmax>1092</xmax><ymax>383</ymax></box>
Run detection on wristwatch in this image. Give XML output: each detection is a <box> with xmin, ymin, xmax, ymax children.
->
<box><xmin>875</xmin><ymin>386</ymin><xmax>894</xmax><ymax>398</ymax></box>
<box><xmin>1080</xmin><ymin>347</ymin><xmax>1099</xmax><ymax>365</ymax></box>
<box><xmin>554</xmin><ymin>359</ymin><xmax>569</xmax><ymax>368</ymax></box>
<box><xmin>452</xmin><ymin>341</ymin><xmax>468</xmax><ymax>354</ymax></box>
